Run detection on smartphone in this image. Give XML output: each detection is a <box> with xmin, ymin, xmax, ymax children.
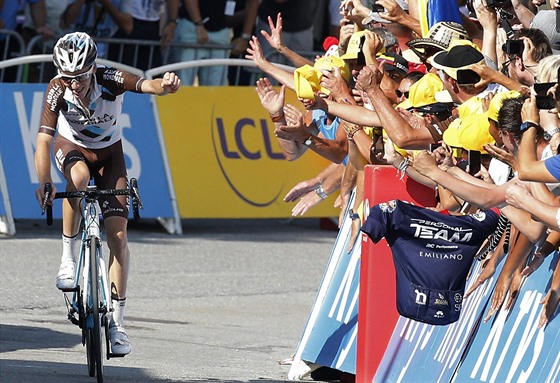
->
<box><xmin>502</xmin><ymin>40</ymin><xmax>524</xmax><ymax>55</ymax></box>
<box><xmin>456</xmin><ymin>69</ymin><xmax>481</xmax><ymax>85</ymax></box>
<box><xmin>534</xmin><ymin>82</ymin><xmax>556</xmax><ymax>109</ymax></box>
<box><xmin>468</xmin><ymin>150</ymin><xmax>481</xmax><ymax>176</ymax></box>
<box><xmin>429</xmin><ymin>142</ymin><xmax>441</xmax><ymax>152</ymax></box>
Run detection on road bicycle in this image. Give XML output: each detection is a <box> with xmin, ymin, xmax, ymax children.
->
<box><xmin>42</xmin><ymin>179</ymin><xmax>143</xmax><ymax>383</ymax></box>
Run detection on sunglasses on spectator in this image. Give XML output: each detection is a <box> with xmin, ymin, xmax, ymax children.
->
<box><xmin>395</xmin><ymin>89</ymin><xmax>409</xmax><ymax>98</ymax></box>
<box><xmin>60</xmin><ymin>66</ymin><xmax>94</xmax><ymax>85</ymax></box>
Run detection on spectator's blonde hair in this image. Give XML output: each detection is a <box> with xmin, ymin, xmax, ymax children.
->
<box><xmin>538</xmin><ymin>55</ymin><xmax>560</xmax><ymax>83</ymax></box>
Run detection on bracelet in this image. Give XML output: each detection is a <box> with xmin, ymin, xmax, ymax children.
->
<box><xmin>270</xmin><ymin>112</ymin><xmax>284</xmax><ymax>123</ymax></box>
<box><xmin>396</xmin><ymin>157</ymin><xmax>409</xmax><ymax>180</ymax></box>
<box><xmin>315</xmin><ymin>184</ymin><xmax>328</xmax><ymax>199</ymax></box>
<box><xmin>241</xmin><ymin>33</ymin><xmax>252</xmax><ymax>40</ymax></box>
<box><xmin>194</xmin><ymin>17</ymin><xmax>209</xmax><ymax>26</ymax></box>
<box><xmin>345</xmin><ymin>125</ymin><xmax>362</xmax><ymax>141</ymax></box>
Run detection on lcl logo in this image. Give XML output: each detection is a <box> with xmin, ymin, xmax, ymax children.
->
<box><xmin>211</xmin><ymin>112</ymin><xmax>288</xmax><ymax>207</ymax></box>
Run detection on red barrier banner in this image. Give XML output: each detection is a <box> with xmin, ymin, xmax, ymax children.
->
<box><xmin>357</xmin><ymin>165</ymin><xmax>436</xmax><ymax>382</ymax></box>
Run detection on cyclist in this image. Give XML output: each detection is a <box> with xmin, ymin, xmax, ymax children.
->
<box><xmin>34</xmin><ymin>32</ymin><xmax>181</xmax><ymax>355</ymax></box>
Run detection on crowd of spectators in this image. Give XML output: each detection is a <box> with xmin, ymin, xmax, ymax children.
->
<box><xmin>246</xmin><ymin>0</ymin><xmax>560</xmax><ymax>336</ymax></box>
<box><xmin>2</xmin><ymin>0</ymin><xmax>559</xmax><ymax>336</ymax></box>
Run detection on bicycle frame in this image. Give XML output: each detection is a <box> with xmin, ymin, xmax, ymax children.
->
<box><xmin>43</xmin><ymin>179</ymin><xmax>142</xmax><ymax>383</ymax></box>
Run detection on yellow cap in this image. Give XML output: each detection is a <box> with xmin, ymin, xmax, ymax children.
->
<box><xmin>407</xmin><ymin>73</ymin><xmax>444</xmax><ymax>108</ymax></box>
<box><xmin>442</xmin><ymin>118</ymin><xmax>462</xmax><ymax>148</ymax></box>
<box><xmin>457</xmin><ymin>113</ymin><xmax>495</xmax><ymax>153</ymax></box>
<box><xmin>293</xmin><ymin>56</ymin><xmax>351</xmax><ymax>99</ymax></box>
<box><xmin>294</xmin><ymin>65</ymin><xmax>322</xmax><ymax>100</ymax></box>
<box><xmin>487</xmin><ymin>90</ymin><xmax>522</xmax><ymax>122</ymax></box>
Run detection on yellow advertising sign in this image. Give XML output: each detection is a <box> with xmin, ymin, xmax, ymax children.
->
<box><xmin>156</xmin><ymin>87</ymin><xmax>340</xmax><ymax>218</ymax></box>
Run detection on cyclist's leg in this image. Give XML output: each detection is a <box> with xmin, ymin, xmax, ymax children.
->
<box><xmin>53</xmin><ymin>136</ymin><xmax>92</xmax><ymax>289</ymax></box>
<box><xmin>93</xmin><ymin>140</ymin><xmax>131</xmax><ymax>354</ymax></box>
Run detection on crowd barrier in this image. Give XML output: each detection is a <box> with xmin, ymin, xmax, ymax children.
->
<box><xmin>289</xmin><ymin>165</ymin><xmax>559</xmax><ymax>382</ymax></box>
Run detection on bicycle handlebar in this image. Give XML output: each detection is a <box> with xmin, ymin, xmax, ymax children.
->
<box><xmin>42</xmin><ymin>183</ymin><xmax>53</xmax><ymax>226</ymax></box>
<box><xmin>42</xmin><ymin>178</ymin><xmax>143</xmax><ymax>225</ymax></box>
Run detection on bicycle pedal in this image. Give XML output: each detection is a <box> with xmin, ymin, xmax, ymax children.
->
<box><xmin>60</xmin><ymin>286</ymin><xmax>79</xmax><ymax>293</ymax></box>
<box><xmin>108</xmin><ymin>352</ymin><xmax>127</xmax><ymax>358</ymax></box>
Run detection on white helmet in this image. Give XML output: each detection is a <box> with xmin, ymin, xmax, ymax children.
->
<box><xmin>53</xmin><ymin>32</ymin><xmax>97</xmax><ymax>73</ymax></box>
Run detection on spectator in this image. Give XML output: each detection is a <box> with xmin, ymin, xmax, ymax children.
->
<box><xmin>256</xmin><ymin>0</ymin><xmax>319</xmax><ymax>64</ymax></box>
<box><xmin>60</xmin><ymin>0</ymin><xmax>130</xmax><ymax>59</ymax></box>
<box><xmin>172</xmin><ymin>0</ymin><xmax>238</xmax><ymax>85</ymax></box>
<box><xmin>108</xmin><ymin>0</ymin><xmax>178</xmax><ymax>71</ymax></box>
<box><xmin>0</xmin><ymin>0</ymin><xmax>53</xmax><ymax>81</ymax></box>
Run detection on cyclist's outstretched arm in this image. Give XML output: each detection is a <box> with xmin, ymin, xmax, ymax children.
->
<box><xmin>140</xmin><ymin>72</ymin><xmax>181</xmax><ymax>95</ymax></box>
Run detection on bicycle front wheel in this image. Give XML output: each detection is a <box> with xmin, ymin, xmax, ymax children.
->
<box><xmin>85</xmin><ymin>236</ymin><xmax>104</xmax><ymax>382</ymax></box>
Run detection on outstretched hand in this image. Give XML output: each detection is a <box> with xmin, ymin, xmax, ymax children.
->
<box><xmin>255</xmin><ymin>78</ymin><xmax>285</xmax><ymax>116</ymax></box>
<box><xmin>261</xmin><ymin>13</ymin><xmax>284</xmax><ymax>51</ymax></box>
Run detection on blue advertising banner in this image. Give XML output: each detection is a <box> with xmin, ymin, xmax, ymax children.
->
<box><xmin>291</xmin><ymin>192</ymin><xmax>359</xmax><ymax>375</ymax></box>
<box><xmin>0</xmin><ymin>83</ymin><xmax>173</xmax><ymax>220</ymax></box>
<box><xmin>374</xmin><ymin>252</ymin><xmax>506</xmax><ymax>383</ymax></box>
<box><xmin>454</xmin><ymin>250</ymin><xmax>560</xmax><ymax>383</ymax></box>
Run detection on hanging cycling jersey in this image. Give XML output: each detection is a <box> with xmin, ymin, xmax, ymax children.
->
<box><xmin>361</xmin><ymin>200</ymin><xmax>500</xmax><ymax>325</ymax></box>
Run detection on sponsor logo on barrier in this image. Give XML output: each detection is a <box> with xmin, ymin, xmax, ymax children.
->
<box><xmin>211</xmin><ymin>113</ymin><xmax>287</xmax><ymax>207</ymax></box>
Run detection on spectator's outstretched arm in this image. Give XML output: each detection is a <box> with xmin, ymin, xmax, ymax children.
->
<box><xmin>473</xmin><ymin>0</ymin><xmax>498</xmax><ymax>65</ymax></box>
<box><xmin>484</xmin><ymin>232</ymin><xmax>534</xmax><ymax>322</ymax></box>
<box><xmin>255</xmin><ymin>78</ymin><xmax>302</xmax><ymax>160</ymax></box>
<box><xmin>510</xmin><ymin>0</ymin><xmax>536</xmax><ymax>28</ymax></box>
<box><xmin>412</xmin><ymin>151</ymin><xmax>509</xmax><ymax>208</ymax></box>
<box><xmin>246</xmin><ymin>36</ymin><xmax>295</xmax><ymax>89</ymax></box>
<box><xmin>506</xmin><ymin>182</ymin><xmax>560</xmax><ymax>230</ymax></box>
<box><xmin>260</xmin><ymin>13</ymin><xmax>313</xmax><ymax>68</ymax></box>
<box><xmin>538</xmin><ymin>259</ymin><xmax>560</xmax><ymax>328</ymax></box>
<box><xmin>278</xmin><ymin>105</ymin><xmax>348</xmax><ymax>164</ymax></box>
<box><xmin>358</xmin><ymin>65</ymin><xmax>435</xmax><ymax>149</ymax></box>
<box><xmin>517</xmin><ymin>96</ymin><xmax>559</xmax><ymax>182</ymax></box>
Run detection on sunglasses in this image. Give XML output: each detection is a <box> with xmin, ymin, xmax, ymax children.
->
<box><xmin>395</xmin><ymin>89</ymin><xmax>410</xmax><ymax>98</ymax></box>
<box><xmin>60</xmin><ymin>66</ymin><xmax>94</xmax><ymax>85</ymax></box>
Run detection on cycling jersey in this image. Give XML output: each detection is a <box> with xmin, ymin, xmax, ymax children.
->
<box><xmin>39</xmin><ymin>66</ymin><xmax>144</xmax><ymax>149</ymax></box>
<box><xmin>361</xmin><ymin>200</ymin><xmax>500</xmax><ymax>325</ymax></box>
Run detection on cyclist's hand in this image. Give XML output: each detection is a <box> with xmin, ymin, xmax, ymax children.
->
<box><xmin>36</xmin><ymin>182</ymin><xmax>56</xmax><ymax>210</ymax></box>
<box><xmin>161</xmin><ymin>72</ymin><xmax>181</xmax><ymax>94</ymax></box>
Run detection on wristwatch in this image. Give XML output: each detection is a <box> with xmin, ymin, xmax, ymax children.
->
<box><xmin>519</xmin><ymin>121</ymin><xmax>540</xmax><ymax>134</ymax></box>
<box><xmin>304</xmin><ymin>136</ymin><xmax>313</xmax><ymax>146</ymax></box>
<box><xmin>543</xmin><ymin>127</ymin><xmax>560</xmax><ymax>141</ymax></box>
<box><xmin>315</xmin><ymin>184</ymin><xmax>328</xmax><ymax>199</ymax></box>
<box><xmin>349</xmin><ymin>209</ymin><xmax>360</xmax><ymax>220</ymax></box>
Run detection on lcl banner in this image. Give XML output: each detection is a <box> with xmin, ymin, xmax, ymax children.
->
<box><xmin>156</xmin><ymin>87</ymin><xmax>337</xmax><ymax>218</ymax></box>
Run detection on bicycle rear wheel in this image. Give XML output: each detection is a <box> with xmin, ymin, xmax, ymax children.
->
<box><xmin>85</xmin><ymin>236</ymin><xmax>104</xmax><ymax>382</ymax></box>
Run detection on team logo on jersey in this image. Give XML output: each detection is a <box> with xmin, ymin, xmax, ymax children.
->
<box><xmin>471</xmin><ymin>211</ymin><xmax>487</xmax><ymax>222</ymax></box>
<box><xmin>434</xmin><ymin>293</ymin><xmax>449</xmax><ymax>306</ymax></box>
<box><xmin>379</xmin><ymin>200</ymin><xmax>397</xmax><ymax>213</ymax></box>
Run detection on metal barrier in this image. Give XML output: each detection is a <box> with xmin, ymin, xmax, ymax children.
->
<box><xmin>0</xmin><ymin>29</ymin><xmax>26</xmax><ymax>82</ymax></box>
<box><xmin>9</xmin><ymin>30</ymin><xmax>319</xmax><ymax>84</ymax></box>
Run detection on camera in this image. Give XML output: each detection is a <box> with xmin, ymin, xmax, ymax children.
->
<box><xmin>366</xmin><ymin>0</ymin><xmax>385</xmax><ymax>13</ymax></box>
<box><xmin>467</xmin><ymin>0</ymin><xmax>510</xmax><ymax>13</ymax></box>
<box><xmin>502</xmin><ymin>39</ymin><xmax>523</xmax><ymax>55</ymax></box>
<box><xmin>456</xmin><ymin>69</ymin><xmax>481</xmax><ymax>86</ymax></box>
